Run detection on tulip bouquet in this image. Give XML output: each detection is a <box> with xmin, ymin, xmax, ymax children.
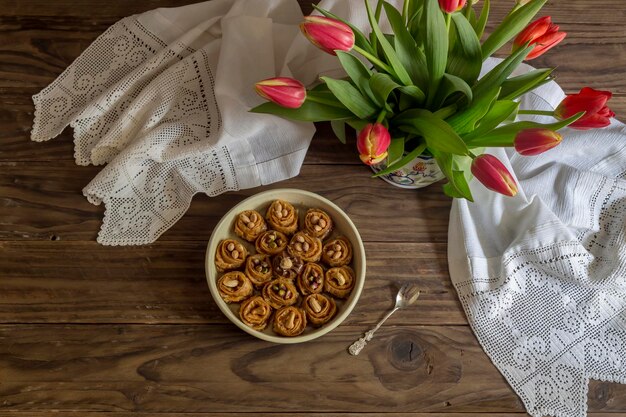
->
<box><xmin>252</xmin><ymin>0</ymin><xmax>614</xmax><ymax>199</ymax></box>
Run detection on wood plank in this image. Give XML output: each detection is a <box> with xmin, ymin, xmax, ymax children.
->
<box><xmin>0</xmin><ymin>162</ymin><xmax>452</xmax><ymax>242</ymax></box>
<box><xmin>0</xmin><ymin>241</ymin><xmax>461</xmax><ymax>325</ymax></box>
<box><xmin>0</xmin><ymin>324</ymin><xmax>523</xmax><ymax>413</ymax></box>
<box><xmin>1</xmin><ymin>324</ymin><xmax>625</xmax><ymax>414</ymax></box>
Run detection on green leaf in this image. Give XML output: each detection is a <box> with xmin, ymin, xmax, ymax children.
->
<box><xmin>481</xmin><ymin>0</ymin><xmax>547</xmax><ymax>59</ymax></box>
<box><xmin>473</xmin><ymin>45</ymin><xmax>532</xmax><ymax>98</ymax></box>
<box><xmin>306</xmin><ymin>90</ymin><xmax>349</xmax><ymax>109</ymax></box>
<box><xmin>335</xmin><ymin>51</ymin><xmax>381</xmax><ymax>106</ymax></box>
<box><xmin>465</xmin><ymin>112</ymin><xmax>585</xmax><ymax>147</ymax></box>
<box><xmin>499</xmin><ymin>68</ymin><xmax>554</xmax><ymax>101</ymax></box>
<box><xmin>331</xmin><ymin>120</ymin><xmax>347</xmax><ymax>144</ymax></box>
<box><xmin>321</xmin><ymin>77</ymin><xmax>378</xmax><ymax>119</ymax></box>
<box><xmin>312</xmin><ymin>5</ymin><xmax>375</xmax><ymax>55</ymax></box>
<box><xmin>431</xmin><ymin>149</ymin><xmax>474</xmax><ymax>201</ymax></box>
<box><xmin>365</xmin><ymin>0</ymin><xmax>413</xmax><ymax>86</ymax></box>
<box><xmin>250</xmin><ymin>100</ymin><xmax>354</xmax><ymax>122</ymax></box>
<box><xmin>395</xmin><ymin>109</ymin><xmax>470</xmax><ymax>155</ymax></box>
<box><xmin>346</xmin><ymin>119</ymin><xmax>370</xmax><ymax>131</ymax></box>
<box><xmin>462</xmin><ymin>100</ymin><xmax>519</xmax><ymax>141</ymax></box>
<box><xmin>383</xmin><ymin>2</ymin><xmax>429</xmax><ymax>88</ymax></box>
<box><xmin>387</xmin><ymin>136</ymin><xmax>405</xmax><ymax>165</ymax></box>
<box><xmin>372</xmin><ymin>142</ymin><xmax>427</xmax><ymax>177</ymax></box>
<box><xmin>435</xmin><ymin>73</ymin><xmax>473</xmax><ymax>108</ymax></box>
<box><xmin>448</xmin><ymin>13</ymin><xmax>483</xmax><ymax>85</ymax></box>
<box><xmin>446</xmin><ymin>87</ymin><xmax>500</xmax><ymax>135</ymax></box>
<box><xmin>424</xmin><ymin>0</ymin><xmax>449</xmax><ymax>106</ymax></box>
<box><xmin>473</xmin><ymin>0</ymin><xmax>490</xmax><ymax>39</ymax></box>
<box><xmin>399</xmin><ymin>85</ymin><xmax>426</xmax><ymax>103</ymax></box>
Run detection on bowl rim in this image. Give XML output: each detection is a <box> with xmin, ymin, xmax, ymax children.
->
<box><xmin>205</xmin><ymin>188</ymin><xmax>366</xmax><ymax>344</ymax></box>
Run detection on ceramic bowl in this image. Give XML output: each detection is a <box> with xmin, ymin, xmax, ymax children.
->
<box><xmin>206</xmin><ymin>188</ymin><xmax>366</xmax><ymax>344</ymax></box>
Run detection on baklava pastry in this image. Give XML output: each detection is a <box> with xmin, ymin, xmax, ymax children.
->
<box><xmin>297</xmin><ymin>262</ymin><xmax>324</xmax><ymax>295</ymax></box>
<box><xmin>217</xmin><ymin>271</ymin><xmax>254</xmax><ymax>303</ymax></box>
<box><xmin>303</xmin><ymin>293</ymin><xmax>337</xmax><ymax>326</ymax></box>
<box><xmin>273</xmin><ymin>306</ymin><xmax>307</xmax><ymax>337</ymax></box>
<box><xmin>239</xmin><ymin>296</ymin><xmax>273</xmax><ymax>331</ymax></box>
<box><xmin>215</xmin><ymin>239</ymin><xmax>248</xmax><ymax>272</ymax></box>
<box><xmin>303</xmin><ymin>208</ymin><xmax>333</xmax><ymax>239</ymax></box>
<box><xmin>234</xmin><ymin>210</ymin><xmax>267</xmax><ymax>242</ymax></box>
<box><xmin>255</xmin><ymin>230</ymin><xmax>288</xmax><ymax>255</ymax></box>
<box><xmin>266</xmin><ymin>200</ymin><xmax>298</xmax><ymax>235</ymax></box>
<box><xmin>272</xmin><ymin>251</ymin><xmax>304</xmax><ymax>280</ymax></box>
<box><xmin>324</xmin><ymin>266</ymin><xmax>356</xmax><ymax>299</ymax></box>
<box><xmin>322</xmin><ymin>236</ymin><xmax>353</xmax><ymax>267</ymax></box>
<box><xmin>245</xmin><ymin>254</ymin><xmax>273</xmax><ymax>287</ymax></box>
<box><xmin>262</xmin><ymin>278</ymin><xmax>298</xmax><ymax>309</ymax></box>
<box><xmin>288</xmin><ymin>232</ymin><xmax>322</xmax><ymax>262</ymax></box>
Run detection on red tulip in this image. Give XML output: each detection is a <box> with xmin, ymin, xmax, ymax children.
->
<box><xmin>471</xmin><ymin>154</ymin><xmax>518</xmax><ymax>197</ymax></box>
<box><xmin>513</xmin><ymin>16</ymin><xmax>566</xmax><ymax>60</ymax></box>
<box><xmin>357</xmin><ymin>123</ymin><xmax>391</xmax><ymax>166</ymax></box>
<box><xmin>514</xmin><ymin>128</ymin><xmax>563</xmax><ymax>156</ymax></box>
<box><xmin>300</xmin><ymin>16</ymin><xmax>355</xmax><ymax>56</ymax></box>
<box><xmin>439</xmin><ymin>0</ymin><xmax>467</xmax><ymax>13</ymax></box>
<box><xmin>555</xmin><ymin>87</ymin><xmax>615</xmax><ymax>130</ymax></box>
<box><xmin>255</xmin><ymin>77</ymin><xmax>306</xmax><ymax>109</ymax></box>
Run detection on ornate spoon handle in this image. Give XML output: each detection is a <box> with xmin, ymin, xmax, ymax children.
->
<box><xmin>348</xmin><ymin>307</ymin><xmax>399</xmax><ymax>355</ymax></box>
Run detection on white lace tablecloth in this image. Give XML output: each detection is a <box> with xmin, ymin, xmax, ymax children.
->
<box><xmin>31</xmin><ymin>0</ymin><xmax>626</xmax><ymax>416</ymax></box>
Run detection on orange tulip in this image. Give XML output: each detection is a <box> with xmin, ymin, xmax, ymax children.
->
<box><xmin>514</xmin><ymin>128</ymin><xmax>563</xmax><ymax>156</ymax></box>
<box><xmin>555</xmin><ymin>87</ymin><xmax>615</xmax><ymax>130</ymax></box>
<box><xmin>471</xmin><ymin>154</ymin><xmax>518</xmax><ymax>197</ymax></box>
<box><xmin>357</xmin><ymin>123</ymin><xmax>391</xmax><ymax>166</ymax></box>
<box><xmin>513</xmin><ymin>16</ymin><xmax>566</xmax><ymax>60</ymax></box>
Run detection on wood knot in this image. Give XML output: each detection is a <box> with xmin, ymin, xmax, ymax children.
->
<box><xmin>389</xmin><ymin>334</ymin><xmax>422</xmax><ymax>371</ymax></box>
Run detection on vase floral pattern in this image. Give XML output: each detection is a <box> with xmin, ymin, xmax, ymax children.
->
<box><xmin>370</xmin><ymin>154</ymin><xmax>445</xmax><ymax>189</ymax></box>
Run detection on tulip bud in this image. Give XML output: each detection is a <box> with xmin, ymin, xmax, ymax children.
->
<box><xmin>471</xmin><ymin>154</ymin><xmax>518</xmax><ymax>197</ymax></box>
<box><xmin>300</xmin><ymin>16</ymin><xmax>355</xmax><ymax>56</ymax></box>
<box><xmin>513</xmin><ymin>16</ymin><xmax>566</xmax><ymax>60</ymax></box>
<box><xmin>514</xmin><ymin>128</ymin><xmax>563</xmax><ymax>156</ymax></box>
<box><xmin>357</xmin><ymin>123</ymin><xmax>391</xmax><ymax>166</ymax></box>
<box><xmin>255</xmin><ymin>77</ymin><xmax>306</xmax><ymax>109</ymax></box>
<box><xmin>438</xmin><ymin>0</ymin><xmax>467</xmax><ymax>13</ymax></box>
<box><xmin>555</xmin><ymin>87</ymin><xmax>615</xmax><ymax>130</ymax></box>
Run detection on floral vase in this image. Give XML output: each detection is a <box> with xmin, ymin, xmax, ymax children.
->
<box><xmin>370</xmin><ymin>154</ymin><xmax>445</xmax><ymax>189</ymax></box>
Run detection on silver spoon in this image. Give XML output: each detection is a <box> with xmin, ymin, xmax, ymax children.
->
<box><xmin>348</xmin><ymin>283</ymin><xmax>421</xmax><ymax>356</ymax></box>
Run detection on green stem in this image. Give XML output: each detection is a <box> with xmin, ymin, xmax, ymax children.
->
<box><xmin>376</xmin><ymin>110</ymin><xmax>387</xmax><ymax>124</ymax></box>
<box><xmin>445</xmin><ymin>12</ymin><xmax>452</xmax><ymax>32</ymax></box>
<box><xmin>402</xmin><ymin>0</ymin><xmax>411</xmax><ymax>22</ymax></box>
<box><xmin>517</xmin><ymin>110</ymin><xmax>555</xmax><ymax>116</ymax></box>
<box><xmin>464</xmin><ymin>3</ymin><xmax>472</xmax><ymax>19</ymax></box>
<box><xmin>353</xmin><ymin>45</ymin><xmax>394</xmax><ymax>74</ymax></box>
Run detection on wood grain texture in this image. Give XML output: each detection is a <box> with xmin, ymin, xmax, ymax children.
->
<box><xmin>1</xmin><ymin>324</ymin><xmax>626</xmax><ymax>414</ymax></box>
<box><xmin>0</xmin><ymin>241</ymin><xmax>460</xmax><ymax>325</ymax></box>
<box><xmin>0</xmin><ymin>162</ymin><xmax>452</xmax><ymax>242</ymax></box>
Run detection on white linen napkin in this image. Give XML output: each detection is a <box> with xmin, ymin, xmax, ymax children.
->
<box><xmin>449</xmin><ymin>60</ymin><xmax>626</xmax><ymax>417</ymax></box>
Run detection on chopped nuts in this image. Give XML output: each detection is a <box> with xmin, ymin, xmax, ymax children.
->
<box><xmin>282</xmin><ymin>209</ymin><xmax>289</xmax><ymax>218</ymax></box>
<box><xmin>276</xmin><ymin>202</ymin><xmax>283</xmax><ymax>213</ymax></box>
<box><xmin>225</xmin><ymin>280</ymin><xmax>239</xmax><ymax>288</ymax></box>
<box><xmin>250</xmin><ymin>212</ymin><xmax>258</xmax><ymax>222</ymax></box>
<box><xmin>240</xmin><ymin>214</ymin><xmax>251</xmax><ymax>223</ymax></box>
<box><xmin>276</xmin><ymin>211</ymin><xmax>283</xmax><ymax>219</ymax></box>
<box><xmin>319</xmin><ymin>218</ymin><xmax>327</xmax><ymax>228</ymax></box>
<box><xmin>296</xmin><ymin>235</ymin><xmax>305</xmax><ymax>243</ymax></box>
<box><xmin>311</xmin><ymin>215</ymin><xmax>320</xmax><ymax>224</ymax></box>
<box><xmin>231</xmin><ymin>250</ymin><xmax>240</xmax><ymax>259</ymax></box>
<box><xmin>332</xmin><ymin>251</ymin><xmax>342</xmax><ymax>260</ymax></box>
<box><xmin>253</xmin><ymin>258</ymin><xmax>260</xmax><ymax>265</ymax></box>
<box><xmin>302</xmin><ymin>242</ymin><xmax>310</xmax><ymax>251</ymax></box>
<box><xmin>280</xmin><ymin>257</ymin><xmax>293</xmax><ymax>270</ymax></box>
<box><xmin>295</xmin><ymin>243</ymin><xmax>303</xmax><ymax>252</ymax></box>
<box><xmin>247</xmin><ymin>222</ymin><xmax>255</xmax><ymax>229</ymax></box>
<box><xmin>333</xmin><ymin>244</ymin><xmax>341</xmax><ymax>251</ymax></box>
<box><xmin>236</xmin><ymin>244</ymin><xmax>244</xmax><ymax>253</ymax></box>
<box><xmin>327</xmin><ymin>250</ymin><xmax>335</xmax><ymax>257</ymax></box>
<box><xmin>227</xmin><ymin>242</ymin><xmax>235</xmax><ymax>251</ymax></box>
<box><xmin>314</xmin><ymin>225</ymin><xmax>323</xmax><ymax>232</ymax></box>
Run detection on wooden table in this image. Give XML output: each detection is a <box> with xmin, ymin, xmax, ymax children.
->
<box><xmin>1</xmin><ymin>1</ymin><xmax>626</xmax><ymax>416</ymax></box>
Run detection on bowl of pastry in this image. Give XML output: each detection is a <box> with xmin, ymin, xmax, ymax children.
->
<box><xmin>205</xmin><ymin>188</ymin><xmax>366</xmax><ymax>343</ymax></box>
